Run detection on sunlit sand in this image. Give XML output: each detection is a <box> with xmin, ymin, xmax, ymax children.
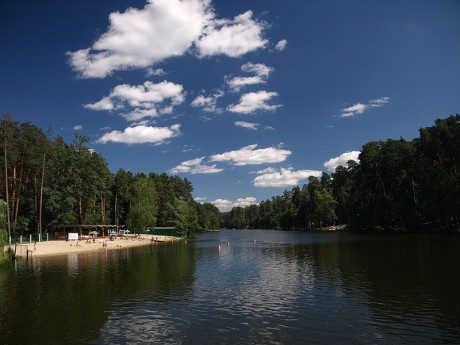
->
<box><xmin>12</xmin><ymin>235</ymin><xmax>179</xmax><ymax>258</ymax></box>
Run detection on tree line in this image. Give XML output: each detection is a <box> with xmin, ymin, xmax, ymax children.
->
<box><xmin>223</xmin><ymin>115</ymin><xmax>460</xmax><ymax>232</ymax></box>
<box><xmin>1</xmin><ymin>113</ymin><xmax>459</xmax><ymax>254</ymax></box>
<box><xmin>0</xmin><ymin>115</ymin><xmax>221</xmax><ymax>248</ymax></box>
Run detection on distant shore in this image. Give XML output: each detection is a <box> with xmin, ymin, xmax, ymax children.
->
<box><xmin>11</xmin><ymin>234</ymin><xmax>180</xmax><ymax>258</ymax></box>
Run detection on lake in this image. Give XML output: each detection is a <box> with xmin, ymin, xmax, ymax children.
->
<box><xmin>1</xmin><ymin>229</ymin><xmax>459</xmax><ymax>344</ymax></box>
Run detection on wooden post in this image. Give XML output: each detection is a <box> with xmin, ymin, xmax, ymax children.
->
<box><xmin>20</xmin><ymin>235</ymin><xmax>22</xmax><ymax>244</ymax></box>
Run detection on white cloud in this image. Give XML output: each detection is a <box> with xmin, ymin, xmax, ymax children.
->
<box><xmin>67</xmin><ymin>0</ymin><xmax>212</xmax><ymax>78</ymax></box>
<box><xmin>211</xmin><ymin>197</ymin><xmax>258</xmax><ymax>212</ymax></box>
<box><xmin>250</xmin><ymin>167</ymin><xmax>276</xmax><ymax>174</ymax></box>
<box><xmin>85</xmin><ymin>96</ymin><xmax>117</xmax><ymax>111</ymax></box>
<box><xmin>274</xmin><ymin>39</ymin><xmax>287</xmax><ymax>51</ymax></box>
<box><xmin>145</xmin><ymin>68</ymin><xmax>166</xmax><ymax>77</ymax></box>
<box><xmin>67</xmin><ymin>1</ymin><xmax>268</xmax><ymax>78</ymax></box>
<box><xmin>227</xmin><ymin>62</ymin><xmax>274</xmax><ymax>91</ymax></box>
<box><xmin>73</xmin><ymin>125</ymin><xmax>83</xmax><ymax>131</ymax></box>
<box><xmin>241</xmin><ymin>62</ymin><xmax>272</xmax><ymax>77</ymax></box>
<box><xmin>227</xmin><ymin>76</ymin><xmax>264</xmax><ymax>91</ymax></box>
<box><xmin>227</xmin><ymin>90</ymin><xmax>280</xmax><ymax>114</ymax></box>
<box><xmin>253</xmin><ymin>167</ymin><xmax>322</xmax><ymax>187</ymax></box>
<box><xmin>196</xmin><ymin>11</ymin><xmax>268</xmax><ymax>58</ymax></box>
<box><xmin>97</xmin><ymin>124</ymin><xmax>181</xmax><ymax>144</ymax></box>
<box><xmin>170</xmin><ymin>156</ymin><xmax>223</xmax><ymax>174</ymax></box>
<box><xmin>190</xmin><ymin>90</ymin><xmax>224</xmax><ymax>113</ymax></box>
<box><xmin>234</xmin><ymin>121</ymin><xmax>259</xmax><ymax>130</ymax></box>
<box><xmin>194</xmin><ymin>196</ymin><xmax>207</xmax><ymax>202</ymax></box>
<box><xmin>323</xmin><ymin>151</ymin><xmax>360</xmax><ymax>171</ymax></box>
<box><xmin>340</xmin><ymin>97</ymin><xmax>390</xmax><ymax>118</ymax></box>
<box><xmin>84</xmin><ymin>80</ymin><xmax>185</xmax><ymax>121</ymax></box>
<box><xmin>210</xmin><ymin>144</ymin><xmax>291</xmax><ymax>166</ymax></box>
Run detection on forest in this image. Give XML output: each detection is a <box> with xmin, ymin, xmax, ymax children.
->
<box><xmin>0</xmin><ymin>115</ymin><xmax>221</xmax><ymax>251</ymax></box>
<box><xmin>1</xmin><ymin>114</ymin><xmax>459</xmax><ymax>257</ymax></box>
<box><xmin>223</xmin><ymin>115</ymin><xmax>460</xmax><ymax>232</ymax></box>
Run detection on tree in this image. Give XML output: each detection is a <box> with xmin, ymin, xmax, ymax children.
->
<box><xmin>126</xmin><ymin>176</ymin><xmax>158</xmax><ymax>233</ymax></box>
<box><xmin>175</xmin><ymin>198</ymin><xmax>198</xmax><ymax>236</ymax></box>
<box><xmin>112</xmin><ymin>169</ymin><xmax>134</xmax><ymax>227</ymax></box>
<box><xmin>197</xmin><ymin>202</ymin><xmax>221</xmax><ymax>231</ymax></box>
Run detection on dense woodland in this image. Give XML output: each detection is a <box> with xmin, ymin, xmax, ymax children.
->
<box><xmin>1</xmin><ymin>114</ymin><xmax>459</xmax><ymax>254</ymax></box>
<box><xmin>223</xmin><ymin>115</ymin><xmax>460</xmax><ymax>232</ymax></box>
<box><xmin>0</xmin><ymin>115</ymin><xmax>221</xmax><ymax>248</ymax></box>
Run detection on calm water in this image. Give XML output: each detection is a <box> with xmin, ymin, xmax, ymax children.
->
<box><xmin>1</xmin><ymin>230</ymin><xmax>459</xmax><ymax>344</ymax></box>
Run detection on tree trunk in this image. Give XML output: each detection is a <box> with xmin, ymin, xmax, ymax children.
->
<box><xmin>114</xmin><ymin>192</ymin><xmax>118</xmax><ymax>226</ymax></box>
<box><xmin>79</xmin><ymin>196</ymin><xmax>83</xmax><ymax>224</ymax></box>
<box><xmin>34</xmin><ymin>176</ymin><xmax>38</xmax><ymax>232</ymax></box>
<box><xmin>4</xmin><ymin>132</ymin><xmax>11</xmax><ymax>246</ymax></box>
<box><xmin>100</xmin><ymin>192</ymin><xmax>106</xmax><ymax>224</ymax></box>
<box><xmin>11</xmin><ymin>163</ymin><xmax>17</xmax><ymax>231</ymax></box>
<box><xmin>39</xmin><ymin>152</ymin><xmax>46</xmax><ymax>239</ymax></box>
<box><xmin>13</xmin><ymin>159</ymin><xmax>24</xmax><ymax>232</ymax></box>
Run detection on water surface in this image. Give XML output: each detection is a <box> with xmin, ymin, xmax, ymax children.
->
<box><xmin>1</xmin><ymin>230</ymin><xmax>459</xmax><ymax>344</ymax></box>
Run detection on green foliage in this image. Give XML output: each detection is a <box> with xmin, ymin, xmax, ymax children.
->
<box><xmin>0</xmin><ymin>199</ymin><xmax>11</xmax><ymax>262</ymax></box>
<box><xmin>0</xmin><ymin>116</ymin><xmax>205</xmax><ymax>238</ymax></box>
<box><xmin>197</xmin><ymin>202</ymin><xmax>221</xmax><ymax>231</ymax></box>
<box><xmin>1</xmin><ymin>114</ymin><xmax>459</xmax><ymax>236</ymax></box>
<box><xmin>223</xmin><ymin>115</ymin><xmax>460</xmax><ymax>232</ymax></box>
<box><xmin>126</xmin><ymin>176</ymin><xmax>158</xmax><ymax>233</ymax></box>
<box><xmin>174</xmin><ymin>198</ymin><xmax>198</xmax><ymax>236</ymax></box>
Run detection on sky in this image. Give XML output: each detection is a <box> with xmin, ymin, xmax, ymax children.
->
<box><xmin>1</xmin><ymin>0</ymin><xmax>460</xmax><ymax>211</ymax></box>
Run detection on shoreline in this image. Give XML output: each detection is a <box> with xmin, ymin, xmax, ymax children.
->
<box><xmin>11</xmin><ymin>234</ymin><xmax>180</xmax><ymax>258</ymax></box>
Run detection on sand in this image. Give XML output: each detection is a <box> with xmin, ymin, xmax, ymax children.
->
<box><xmin>12</xmin><ymin>235</ymin><xmax>180</xmax><ymax>258</ymax></box>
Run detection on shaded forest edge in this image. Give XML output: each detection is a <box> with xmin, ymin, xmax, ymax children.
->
<box><xmin>222</xmin><ymin>115</ymin><xmax>460</xmax><ymax>233</ymax></box>
<box><xmin>1</xmin><ymin>114</ymin><xmax>459</xmax><ymax>261</ymax></box>
<box><xmin>0</xmin><ymin>114</ymin><xmax>221</xmax><ymax>260</ymax></box>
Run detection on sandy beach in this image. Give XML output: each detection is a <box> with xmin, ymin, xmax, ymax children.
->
<box><xmin>11</xmin><ymin>235</ymin><xmax>180</xmax><ymax>258</ymax></box>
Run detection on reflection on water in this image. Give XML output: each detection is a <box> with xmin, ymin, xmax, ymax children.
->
<box><xmin>1</xmin><ymin>230</ymin><xmax>459</xmax><ymax>344</ymax></box>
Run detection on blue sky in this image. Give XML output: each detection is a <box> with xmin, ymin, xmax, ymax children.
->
<box><xmin>1</xmin><ymin>0</ymin><xmax>460</xmax><ymax>211</ymax></box>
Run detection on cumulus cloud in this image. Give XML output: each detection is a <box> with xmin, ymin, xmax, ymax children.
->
<box><xmin>211</xmin><ymin>197</ymin><xmax>258</xmax><ymax>212</ymax></box>
<box><xmin>323</xmin><ymin>151</ymin><xmax>360</xmax><ymax>171</ymax></box>
<box><xmin>210</xmin><ymin>144</ymin><xmax>291</xmax><ymax>166</ymax></box>
<box><xmin>190</xmin><ymin>90</ymin><xmax>224</xmax><ymax>113</ymax></box>
<box><xmin>84</xmin><ymin>80</ymin><xmax>185</xmax><ymax>121</ymax></box>
<box><xmin>145</xmin><ymin>68</ymin><xmax>166</xmax><ymax>77</ymax></box>
<box><xmin>253</xmin><ymin>167</ymin><xmax>322</xmax><ymax>187</ymax></box>
<box><xmin>227</xmin><ymin>62</ymin><xmax>274</xmax><ymax>91</ymax></box>
<box><xmin>340</xmin><ymin>97</ymin><xmax>390</xmax><ymax>118</ymax></box>
<box><xmin>97</xmin><ymin>124</ymin><xmax>181</xmax><ymax>144</ymax></box>
<box><xmin>67</xmin><ymin>0</ymin><xmax>268</xmax><ymax>78</ymax></box>
<box><xmin>234</xmin><ymin>121</ymin><xmax>260</xmax><ymax>130</ymax></box>
<box><xmin>194</xmin><ymin>196</ymin><xmax>207</xmax><ymax>202</ymax></box>
<box><xmin>67</xmin><ymin>0</ymin><xmax>212</xmax><ymax>78</ymax></box>
<box><xmin>227</xmin><ymin>90</ymin><xmax>280</xmax><ymax>114</ymax></box>
<box><xmin>170</xmin><ymin>157</ymin><xmax>223</xmax><ymax>174</ymax></box>
<box><xmin>73</xmin><ymin>125</ymin><xmax>83</xmax><ymax>131</ymax></box>
<box><xmin>274</xmin><ymin>39</ymin><xmax>287</xmax><ymax>51</ymax></box>
<box><xmin>196</xmin><ymin>11</ymin><xmax>268</xmax><ymax>58</ymax></box>
<box><xmin>251</xmin><ymin>167</ymin><xmax>277</xmax><ymax>174</ymax></box>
